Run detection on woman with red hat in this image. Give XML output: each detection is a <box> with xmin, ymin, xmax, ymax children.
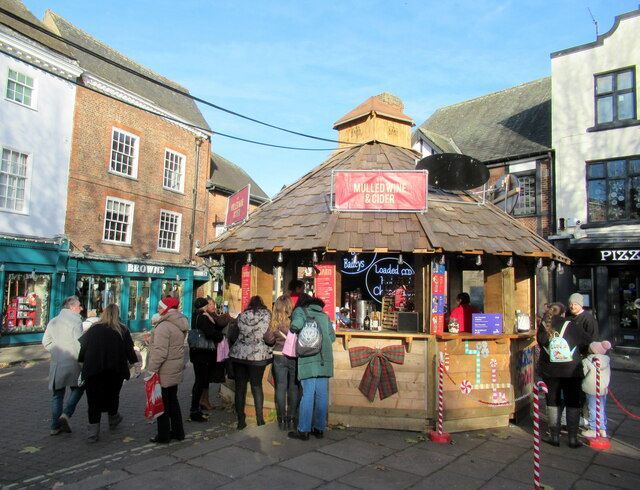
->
<box><xmin>147</xmin><ymin>296</ymin><xmax>189</xmax><ymax>443</ymax></box>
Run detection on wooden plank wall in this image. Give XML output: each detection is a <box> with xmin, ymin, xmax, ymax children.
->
<box><xmin>329</xmin><ymin>336</ymin><xmax>429</xmax><ymax>431</ymax></box>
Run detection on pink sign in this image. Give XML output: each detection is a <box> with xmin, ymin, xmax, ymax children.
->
<box><xmin>333</xmin><ymin>171</ymin><xmax>428</xmax><ymax>211</ymax></box>
<box><xmin>315</xmin><ymin>262</ymin><xmax>336</xmax><ymax>321</ymax></box>
<box><xmin>241</xmin><ymin>264</ymin><xmax>251</xmax><ymax>311</ymax></box>
<box><xmin>225</xmin><ymin>185</ymin><xmax>251</xmax><ymax>227</ymax></box>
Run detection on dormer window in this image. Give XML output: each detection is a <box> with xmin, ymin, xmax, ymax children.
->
<box><xmin>594</xmin><ymin>67</ymin><xmax>636</xmax><ymax>127</ymax></box>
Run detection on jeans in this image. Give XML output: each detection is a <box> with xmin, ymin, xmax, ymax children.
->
<box><xmin>298</xmin><ymin>377</ymin><xmax>328</xmax><ymax>433</ymax></box>
<box><xmin>273</xmin><ymin>355</ymin><xmax>300</xmax><ymax>421</ymax></box>
<box><xmin>156</xmin><ymin>385</ymin><xmax>185</xmax><ymax>441</ymax></box>
<box><xmin>233</xmin><ymin>362</ymin><xmax>266</xmax><ymax>421</ymax></box>
<box><xmin>51</xmin><ymin>386</ymin><xmax>84</xmax><ymax>430</ymax></box>
<box><xmin>586</xmin><ymin>394</ymin><xmax>608</xmax><ymax>432</ymax></box>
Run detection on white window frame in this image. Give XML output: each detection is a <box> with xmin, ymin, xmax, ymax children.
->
<box><xmin>157</xmin><ymin>209</ymin><xmax>182</xmax><ymax>252</ymax></box>
<box><xmin>109</xmin><ymin>128</ymin><xmax>139</xmax><ymax>179</ymax></box>
<box><xmin>102</xmin><ymin>196</ymin><xmax>135</xmax><ymax>245</ymax></box>
<box><xmin>0</xmin><ymin>145</ymin><xmax>32</xmax><ymax>215</ymax></box>
<box><xmin>162</xmin><ymin>149</ymin><xmax>186</xmax><ymax>193</ymax></box>
<box><xmin>5</xmin><ymin>67</ymin><xmax>37</xmax><ymax>110</ymax></box>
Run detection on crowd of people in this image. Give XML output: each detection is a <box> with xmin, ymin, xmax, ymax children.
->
<box><xmin>41</xmin><ymin>278</ymin><xmax>336</xmax><ymax>443</ymax></box>
<box><xmin>536</xmin><ymin>293</ymin><xmax>612</xmax><ymax>448</ymax></box>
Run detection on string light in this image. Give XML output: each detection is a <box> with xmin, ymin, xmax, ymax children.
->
<box><xmin>507</xmin><ymin>256</ymin><xmax>513</xmax><ymax>267</ymax></box>
<box><xmin>439</xmin><ymin>255</ymin><xmax>446</xmax><ymax>265</ymax></box>
<box><xmin>557</xmin><ymin>263</ymin><xmax>564</xmax><ymax>275</ymax></box>
<box><xmin>475</xmin><ymin>255</ymin><xmax>482</xmax><ymax>266</ymax></box>
<box><xmin>312</xmin><ymin>251</ymin><xmax>318</xmax><ymax>264</ymax></box>
<box><xmin>398</xmin><ymin>253</ymin><xmax>404</xmax><ymax>265</ymax></box>
<box><xmin>537</xmin><ymin>258</ymin><xmax>543</xmax><ymax>269</ymax></box>
<box><xmin>277</xmin><ymin>252</ymin><xmax>283</xmax><ymax>263</ymax></box>
<box><xmin>550</xmin><ymin>261</ymin><xmax>557</xmax><ymax>271</ymax></box>
<box><xmin>219</xmin><ymin>254</ymin><xmax>225</xmax><ymax>266</ymax></box>
<box><xmin>247</xmin><ymin>253</ymin><xmax>253</xmax><ymax>264</ymax></box>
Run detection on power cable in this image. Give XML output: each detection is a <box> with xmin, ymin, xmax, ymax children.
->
<box><xmin>2</xmin><ymin>48</ymin><xmax>338</xmax><ymax>151</ymax></box>
<box><xmin>0</xmin><ymin>7</ymin><xmax>354</xmax><ymax>145</ymax></box>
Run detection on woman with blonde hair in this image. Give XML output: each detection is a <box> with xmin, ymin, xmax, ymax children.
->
<box><xmin>78</xmin><ymin>304</ymin><xmax>138</xmax><ymax>442</ymax></box>
<box><xmin>263</xmin><ymin>295</ymin><xmax>299</xmax><ymax>430</ymax></box>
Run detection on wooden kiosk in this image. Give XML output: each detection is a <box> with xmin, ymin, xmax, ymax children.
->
<box><xmin>199</xmin><ymin>94</ymin><xmax>568</xmax><ymax>432</ymax></box>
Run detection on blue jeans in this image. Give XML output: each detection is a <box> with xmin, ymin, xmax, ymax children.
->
<box><xmin>298</xmin><ymin>377</ymin><xmax>328</xmax><ymax>433</ymax></box>
<box><xmin>51</xmin><ymin>386</ymin><xmax>84</xmax><ymax>430</ymax></box>
<box><xmin>586</xmin><ymin>394</ymin><xmax>607</xmax><ymax>432</ymax></box>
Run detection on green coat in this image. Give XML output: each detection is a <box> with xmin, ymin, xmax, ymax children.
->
<box><xmin>290</xmin><ymin>305</ymin><xmax>335</xmax><ymax>380</ymax></box>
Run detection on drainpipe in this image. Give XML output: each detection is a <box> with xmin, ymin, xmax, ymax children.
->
<box><xmin>189</xmin><ymin>136</ymin><xmax>205</xmax><ymax>263</ymax></box>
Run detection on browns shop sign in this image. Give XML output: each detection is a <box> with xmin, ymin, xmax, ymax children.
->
<box><xmin>332</xmin><ymin>170</ymin><xmax>428</xmax><ymax>212</ymax></box>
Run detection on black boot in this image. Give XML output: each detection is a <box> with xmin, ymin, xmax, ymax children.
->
<box><xmin>545</xmin><ymin>406</ymin><xmax>560</xmax><ymax>447</ymax></box>
<box><xmin>566</xmin><ymin>407</ymin><xmax>582</xmax><ymax>448</ymax></box>
<box><xmin>288</xmin><ymin>430</ymin><xmax>309</xmax><ymax>440</ymax></box>
<box><xmin>237</xmin><ymin>413</ymin><xmax>247</xmax><ymax>430</ymax></box>
<box><xmin>278</xmin><ymin>417</ymin><xmax>286</xmax><ymax>430</ymax></box>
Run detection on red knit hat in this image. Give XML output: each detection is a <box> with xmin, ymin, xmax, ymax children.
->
<box><xmin>158</xmin><ymin>296</ymin><xmax>180</xmax><ymax>315</ymax></box>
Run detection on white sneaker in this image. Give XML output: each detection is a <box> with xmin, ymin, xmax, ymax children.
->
<box><xmin>581</xmin><ymin>429</ymin><xmax>597</xmax><ymax>438</ymax></box>
<box><xmin>599</xmin><ymin>430</ymin><xmax>607</xmax><ymax>438</ymax></box>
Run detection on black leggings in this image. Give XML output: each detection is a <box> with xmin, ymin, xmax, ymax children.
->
<box><xmin>233</xmin><ymin>362</ymin><xmax>266</xmax><ymax>419</ymax></box>
<box><xmin>191</xmin><ymin>361</ymin><xmax>210</xmax><ymax>413</ymax></box>
<box><xmin>156</xmin><ymin>385</ymin><xmax>184</xmax><ymax>440</ymax></box>
<box><xmin>85</xmin><ymin>372</ymin><xmax>124</xmax><ymax>424</ymax></box>
<box><xmin>543</xmin><ymin>377</ymin><xmax>582</xmax><ymax>408</ymax></box>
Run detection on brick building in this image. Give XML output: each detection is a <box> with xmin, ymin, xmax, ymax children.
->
<box><xmin>43</xmin><ymin>11</ymin><xmax>213</xmax><ymax>330</ymax></box>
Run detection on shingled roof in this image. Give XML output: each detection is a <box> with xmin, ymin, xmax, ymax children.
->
<box><xmin>0</xmin><ymin>0</ymin><xmax>73</xmax><ymax>57</ymax></box>
<box><xmin>199</xmin><ymin>141</ymin><xmax>568</xmax><ymax>262</ymax></box>
<box><xmin>207</xmin><ymin>153</ymin><xmax>269</xmax><ymax>203</ymax></box>
<box><xmin>417</xmin><ymin>77</ymin><xmax>551</xmax><ymax>162</ymax></box>
<box><xmin>43</xmin><ymin>11</ymin><xmax>210</xmax><ymax>130</ymax></box>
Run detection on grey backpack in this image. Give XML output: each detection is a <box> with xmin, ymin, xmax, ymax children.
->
<box><xmin>296</xmin><ymin>309</ymin><xmax>323</xmax><ymax>357</ymax></box>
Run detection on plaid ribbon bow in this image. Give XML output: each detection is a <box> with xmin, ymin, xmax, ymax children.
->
<box><xmin>349</xmin><ymin>345</ymin><xmax>405</xmax><ymax>402</ymax></box>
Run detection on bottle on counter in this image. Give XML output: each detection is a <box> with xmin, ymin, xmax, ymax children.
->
<box><xmin>363</xmin><ymin>314</ymin><xmax>371</xmax><ymax>330</ymax></box>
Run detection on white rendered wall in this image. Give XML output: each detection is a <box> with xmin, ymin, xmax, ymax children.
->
<box><xmin>0</xmin><ymin>53</ymin><xmax>76</xmax><ymax>238</ymax></box>
<box><xmin>551</xmin><ymin>13</ymin><xmax>640</xmax><ymax>235</ymax></box>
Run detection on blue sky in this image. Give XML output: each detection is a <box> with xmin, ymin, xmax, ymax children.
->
<box><xmin>23</xmin><ymin>0</ymin><xmax>640</xmax><ymax>197</ymax></box>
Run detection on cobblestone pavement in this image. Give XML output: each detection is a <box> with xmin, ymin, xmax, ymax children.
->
<box><xmin>0</xmin><ymin>359</ymin><xmax>639</xmax><ymax>489</ymax></box>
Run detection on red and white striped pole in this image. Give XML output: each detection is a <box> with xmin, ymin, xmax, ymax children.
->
<box><xmin>588</xmin><ymin>357</ymin><xmax>611</xmax><ymax>450</ymax></box>
<box><xmin>429</xmin><ymin>353</ymin><xmax>452</xmax><ymax>443</ymax></box>
<box><xmin>533</xmin><ymin>380</ymin><xmax>547</xmax><ymax>490</ymax></box>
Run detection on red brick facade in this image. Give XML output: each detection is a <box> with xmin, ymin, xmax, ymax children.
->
<box><xmin>66</xmin><ymin>86</ymin><xmax>210</xmax><ymax>263</ymax></box>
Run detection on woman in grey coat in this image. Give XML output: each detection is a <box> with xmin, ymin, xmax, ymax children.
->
<box><xmin>42</xmin><ymin>296</ymin><xmax>84</xmax><ymax>435</ymax></box>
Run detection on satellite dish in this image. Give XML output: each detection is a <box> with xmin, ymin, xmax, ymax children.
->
<box><xmin>416</xmin><ymin>153</ymin><xmax>489</xmax><ymax>191</ymax></box>
<box><xmin>491</xmin><ymin>174</ymin><xmax>521</xmax><ymax>214</ymax></box>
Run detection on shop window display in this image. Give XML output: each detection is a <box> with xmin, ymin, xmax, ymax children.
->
<box><xmin>161</xmin><ymin>280</ymin><xmax>183</xmax><ymax>309</ymax></box>
<box><xmin>2</xmin><ymin>273</ymin><xmax>50</xmax><ymax>334</ymax></box>
<box><xmin>75</xmin><ymin>276</ymin><xmax>121</xmax><ymax>316</ymax></box>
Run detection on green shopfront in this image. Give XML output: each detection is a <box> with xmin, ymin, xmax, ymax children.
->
<box><xmin>1</xmin><ymin>237</ymin><xmax>209</xmax><ymax>345</ymax></box>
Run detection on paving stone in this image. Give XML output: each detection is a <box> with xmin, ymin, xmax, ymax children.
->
<box><xmin>188</xmin><ymin>444</ymin><xmax>278</xmax><ymax>478</ymax></box>
<box><xmin>415</xmin><ymin>432</ymin><xmax>486</xmax><ymax>457</ymax></box>
<box><xmin>111</xmin><ymin>463</ymin><xmax>230</xmax><ymax>489</ymax></box>
<box><xmin>59</xmin><ymin>469</ymin><xmax>131</xmax><ymax>490</ymax></box>
<box><xmin>318</xmin><ymin>438</ymin><xmax>396</xmax><ymax>464</ymax></box>
<box><xmin>479</xmin><ymin>476</ymin><xmax>532</xmax><ymax>489</ymax></box>
<box><xmin>592</xmin><ymin>452</ymin><xmax>640</xmax><ymax>475</ymax></box>
<box><xmin>446</xmin><ymin>455</ymin><xmax>505</xmax><ymax>480</ymax></box>
<box><xmin>410</xmin><ymin>469</ymin><xmax>485</xmax><ymax>489</ymax></box>
<box><xmin>324</xmin><ymin>427</ymin><xmax>362</xmax><ymax>441</ymax></box>
<box><xmin>124</xmin><ymin>454</ymin><xmax>179</xmax><ymax>475</ymax></box>
<box><xmin>172</xmin><ymin>435</ymin><xmax>240</xmax><ymax>459</ymax></box>
<box><xmin>236</xmin><ymin>431</ymin><xmax>329</xmax><ymax>461</ymax></box>
<box><xmin>581</xmin><ymin>465</ymin><xmax>638</xmax><ymax>489</ymax></box>
<box><xmin>497</xmin><ymin>456</ymin><xmax>580</xmax><ymax>488</ymax></box>
<box><xmin>315</xmin><ymin>482</ymin><xmax>357</xmax><ymax>489</ymax></box>
<box><xmin>338</xmin><ymin>464</ymin><xmax>422</xmax><ymax>489</ymax></box>
<box><xmin>377</xmin><ymin>446</ymin><xmax>455</xmax><ymax>476</ymax></box>
<box><xmin>354</xmin><ymin>429</ymin><xmax>424</xmax><ymax>450</ymax></box>
<box><xmin>514</xmin><ymin>450</ymin><xmax>590</xmax><ymax>475</ymax></box>
<box><xmin>466</xmin><ymin>440</ymin><xmax>529</xmax><ymax>464</ymax></box>
<box><xmin>280</xmin><ymin>451</ymin><xmax>360</xmax><ymax>481</ymax></box>
<box><xmin>218</xmin><ymin>465</ymin><xmax>323</xmax><ymax>489</ymax></box>
<box><xmin>573</xmin><ymin>479</ymin><xmax>621</xmax><ymax>490</ymax></box>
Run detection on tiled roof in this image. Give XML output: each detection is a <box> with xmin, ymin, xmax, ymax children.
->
<box><xmin>199</xmin><ymin>141</ymin><xmax>568</xmax><ymax>262</ymax></box>
<box><xmin>0</xmin><ymin>0</ymin><xmax>73</xmax><ymax>57</ymax></box>
<box><xmin>334</xmin><ymin>93</ymin><xmax>413</xmax><ymax>128</ymax></box>
<box><xmin>415</xmin><ymin>127</ymin><xmax>460</xmax><ymax>154</ymax></box>
<box><xmin>207</xmin><ymin>153</ymin><xmax>269</xmax><ymax>203</ymax></box>
<box><xmin>417</xmin><ymin>77</ymin><xmax>551</xmax><ymax>162</ymax></box>
<box><xmin>43</xmin><ymin>11</ymin><xmax>210</xmax><ymax>130</ymax></box>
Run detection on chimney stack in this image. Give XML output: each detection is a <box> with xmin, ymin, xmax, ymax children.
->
<box><xmin>333</xmin><ymin>93</ymin><xmax>414</xmax><ymax>149</ymax></box>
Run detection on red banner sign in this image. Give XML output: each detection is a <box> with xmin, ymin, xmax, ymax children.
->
<box><xmin>315</xmin><ymin>262</ymin><xmax>336</xmax><ymax>321</ymax></box>
<box><xmin>241</xmin><ymin>264</ymin><xmax>251</xmax><ymax>311</ymax></box>
<box><xmin>333</xmin><ymin>171</ymin><xmax>428</xmax><ymax>211</ymax></box>
<box><xmin>225</xmin><ymin>184</ymin><xmax>251</xmax><ymax>227</ymax></box>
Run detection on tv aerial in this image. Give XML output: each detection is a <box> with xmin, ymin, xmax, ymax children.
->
<box><xmin>490</xmin><ymin>174</ymin><xmax>521</xmax><ymax>214</ymax></box>
<box><xmin>416</xmin><ymin>153</ymin><xmax>489</xmax><ymax>191</ymax></box>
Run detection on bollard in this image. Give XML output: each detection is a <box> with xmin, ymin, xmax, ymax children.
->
<box><xmin>588</xmin><ymin>357</ymin><xmax>611</xmax><ymax>450</ymax></box>
<box><xmin>429</xmin><ymin>354</ymin><xmax>452</xmax><ymax>443</ymax></box>
<box><xmin>533</xmin><ymin>381</ymin><xmax>548</xmax><ymax>490</ymax></box>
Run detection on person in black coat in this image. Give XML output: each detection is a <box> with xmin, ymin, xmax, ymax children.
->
<box><xmin>78</xmin><ymin>304</ymin><xmax>138</xmax><ymax>442</ymax></box>
<box><xmin>189</xmin><ymin>298</ymin><xmax>229</xmax><ymax>421</ymax></box>
<box><xmin>536</xmin><ymin>302</ymin><xmax>588</xmax><ymax>448</ymax></box>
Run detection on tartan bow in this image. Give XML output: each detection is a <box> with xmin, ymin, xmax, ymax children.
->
<box><xmin>349</xmin><ymin>345</ymin><xmax>405</xmax><ymax>402</ymax></box>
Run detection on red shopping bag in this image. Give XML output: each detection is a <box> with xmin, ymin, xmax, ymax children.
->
<box><xmin>144</xmin><ymin>372</ymin><xmax>164</xmax><ymax>420</ymax></box>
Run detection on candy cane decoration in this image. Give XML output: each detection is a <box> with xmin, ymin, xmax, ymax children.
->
<box><xmin>429</xmin><ymin>353</ymin><xmax>451</xmax><ymax>443</ymax></box>
<box><xmin>533</xmin><ymin>381</ymin><xmax>548</xmax><ymax>490</ymax></box>
<box><xmin>594</xmin><ymin>357</ymin><xmax>602</xmax><ymax>436</ymax></box>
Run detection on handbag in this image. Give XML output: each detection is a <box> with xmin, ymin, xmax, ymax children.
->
<box><xmin>187</xmin><ymin>328</ymin><xmax>215</xmax><ymax>351</ymax></box>
<box><xmin>216</xmin><ymin>337</ymin><xmax>230</xmax><ymax>362</ymax></box>
<box><xmin>144</xmin><ymin>373</ymin><xmax>164</xmax><ymax>420</ymax></box>
<box><xmin>282</xmin><ymin>330</ymin><xmax>298</xmax><ymax>358</ymax></box>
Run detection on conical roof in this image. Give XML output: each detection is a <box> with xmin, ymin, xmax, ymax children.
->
<box><xmin>199</xmin><ymin>141</ymin><xmax>568</xmax><ymax>262</ymax></box>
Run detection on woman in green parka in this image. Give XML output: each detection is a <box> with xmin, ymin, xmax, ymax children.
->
<box><xmin>287</xmin><ymin>295</ymin><xmax>335</xmax><ymax>441</ymax></box>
